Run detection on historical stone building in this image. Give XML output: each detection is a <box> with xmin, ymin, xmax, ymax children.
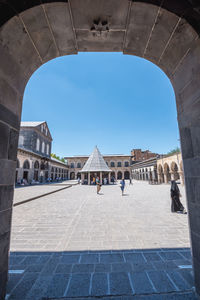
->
<box><xmin>157</xmin><ymin>153</ymin><xmax>184</xmax><ymax>185</ymax></box>
<box><xmin>131</xmin><ymin>148</ymin><xmax>159</xmax><ymax>162</ymax></box>
<box><xmin>65</xmin><ymin>151</ymin><xmax>131</xmax><ymax>181</ymax></box>
<box><xmin>16</xmin><ymin>122</ymin><xmax>68</xmax><ymax>183</ymax></box>
<box><xmin>132</xmin><ymin>153</ymin><xmax>184</xmax><ymax>185</ymax></box>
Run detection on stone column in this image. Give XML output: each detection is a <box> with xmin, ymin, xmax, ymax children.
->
<box><xmin>88</xmin><ymin>172</ymin><xmax>90</xmax><ymax>185</ymax></box>
<box><xmin>108</xmin><ymin>172</ymin><xmax>111</xmax><ymax>184</ymax></box>
<box><xmin>81</xmin><ymin>172</ymin><xmax>84</xmax><ymax>184</ymax></box>
<box><xmin>100</xmin><ymin>172</ymin><xmax>102</xmax><ymax>185</ymax></box>
<box><xmin>164</xmin><ymin>173</ymin><xmax>168</xmax><ymax>184</ymax></box>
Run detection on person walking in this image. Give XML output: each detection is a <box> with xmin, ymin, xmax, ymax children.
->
<box><xmin>170</xmin><ymin>180</ymin><xmax>187</xmax><ymax>214</ymax></box>
<box><xmin>96</xmin><ymin>177</ymin><xmax>101</xmax><ymax>194</ymax></box>
<box><xmin>120</xmin><ymin>178</ymin><xmax>125</xmax><ymax>196</ymax></box>
<box><xmin>129</xmin><ymin>177</ymin><xmax>133</xmax><ymax>185</ymax></box>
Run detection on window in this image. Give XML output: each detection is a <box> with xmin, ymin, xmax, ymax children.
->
<box><xmin>46</xmin><ymin>144</ymin><xmax>49</xmax><ymax>155</ymax></box>
<box><xmin>42</xmin><ymin>142</ymin><xmax>45</xmax><ymax>153</ymax></box>
<box><xmin>124</xmin><ymin>161</ymin><xmax>129</xmax><ymax>167</ymax></box>
<box><xmin>77</xmin><ymin>163</ymin><xmax>81</xmax><ymax>168</ymax></box>
<box><xmin>18</xmin><ymin>135</ymin><xmax>24</xmax><ymax>146</ymax></box>
<box><xmin>110</xmin><ymin>162</ymin><xmax>115</xmax><ymax>167</ymax></box>
<box><xmin>117</xmin><ymin>162</ymin><xmax>122</xmax><ymax>167</ymax></box>
<box><xmin>34</xmin><ymin>161</ymin><xmax>39</xmax><ymax>169</ymax></box>
<box><xmin>23</xmin><ymin>160</ymin><xmax>30</xmax><ymax>169</ymax></box>
<box><xmin>70</xmin><ymin>163</ymin><xmax>74</xmax><ymax>168</ymax></box>
<box><xmin>36</xmin><ymin>138</ymin><xmax>40</xmax><ymax>151</ymax></box>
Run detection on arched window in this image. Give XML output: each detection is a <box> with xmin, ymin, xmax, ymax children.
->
<box><xmin>18</xmin><ymin>135</ymin><xmax>24</xmax><ymax>146</ymax></box>
<box><xmin>110</xmin><ymin>162</ymin><xmax>115</xmax><ymax>167</ymax></box>
<box><xmin>46</xmin><ymin>144</ymin><xmax>49</xmax><ymax>155</ymax></box>
<box><xmin>36</xmin><ymin>138</ymin><xmax>40</xmax><ymax>151</ymax></box>
<box><xmin>117</xmin><ymin>162</ymin><xmax>122</xmax><ymax>167</ymax></box>
<box><xmin>51</xmin><ymin>167</ymin><xmax>54</xmax><ymax>172</ymax></box>
<box><xmin>42</xmin><ymin>141</ymin><xmax>45</xmax><ymax>153</ymax></box>
<box><xmin>124</xmin><ymin>161</ymin><xmax>129</xmax><ymax>167</ymax></box>
<box><xmin>34</xmin><ymin>161</ymin><xmax>39</xmax><ymax>169</ymax></box>
<box><xmin>23</xmin><ymin>160</ymin><xmax>30</xmax><ymax>169</ymax></box>
<box><xmin>70</xmin><ymin>163</ymin><xmax>74</xmax><ymax>168</ymax></box>
<box><xmin>77</xmin><ymin>163</ymin><xmax>81</xmax><ymax>168</ymax></box>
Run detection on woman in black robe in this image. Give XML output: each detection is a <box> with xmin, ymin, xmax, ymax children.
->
<box><xmin>170</xmin><ymin>180</ymin><xmax>187</xmax><ymax>214</ymax></box>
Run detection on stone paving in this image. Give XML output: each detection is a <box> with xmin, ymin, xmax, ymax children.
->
<box><xmin>7</xmin><ymin>181</ymin><xmax>196</xmax><ymax>299</ymax></box>
<box><xmin>13</xmin><ymin>181</ymin><xmax>76</xmax><ymax>205</ymax></box>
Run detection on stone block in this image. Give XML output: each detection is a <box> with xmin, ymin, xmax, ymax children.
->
<box><xmin>179</xmin><ymin>128</ymin><xmax>194</xmax><ymax>160</ymax></box>
<box><xmin>0</xmin><ymin>185</ymin><xmax>14</xmax><ymax>211</ymax></box>
<box><xmin>91</xmin><ymin>272</ymin><xmax>108</xmax><ymax>296</ymax></box>
<box><xmin>0</xmin><ymin>232</ymin><xmax>10</xmax><ymax>275</ymax></box>
<box><xmin>55</xmin><ymin>264</ymin><xmax>72</xmax><ymax>274</ymax></box>
<box><xmin>80</xmin><ymin>254</ymin><xmax>99</xmax><ymax>264</ymax></box>
<box><xmin>130</xmin><ymin>271</ymin><xmax>155</xmax><ymax>294</ymax></box>
<box><xmin>166</xmin><ymin>270</ymin><xmax>192</xmax><ymax>291</ymax></box>
<box><xmin>95</xmin><ymin>263</ymin><xmax>111</xmax><ymax>273</ymax></box>
<box><xmin>44</xmin><ymin>3</ymin><xmax>77</xmax><ymax>56</ymax></box>
<box><xmin>25</xmin><ymin>275</ymin><xmax>52</xmax><ymax>300</ymax></box>
<box><xmin>132</xmin><ymin>262</ymin><xmax>155</xmax><ymax>273</ymax></box>
<box><xmin>8</xmin><ymin>128</ymin><xmax>19</xmax><ymax>161</ymax></box>
<box><xmin>124</xmin><ymin>253</ymin><xmax>146</xmax><ymax>263</ymax></box>
<box><xmin>143</xmin><ymin>252</ymin><xmax>162</xmax><ymax>262</ymax></box>
<box><xmin>0</xmin><ymin>77</ymin><xmax>22</xmax><ymax>117</ymax></box>
<box><xmin>0</xmin><ymin>122</ymin><xmax>9</xmax><ymax>159</ymax></box>
<box><xmin>0</xmin><ymin>159</ymin><xmax>16</xmax><ymax>185</ymax></box>
<box><xmin>100</xmin><ymin>253</ymin><xmax>124</xmax><ymax>263</ymax></box>
<box><xmin>8</xmin><ymin>272</ymin><xmax>38</xmax><ymax>299</ymax></box>
<box><xmin>147</xmin><ymin>270</ymin><xmax>177</xmax><ymax>292</ymax></box>
<box><xmin>159</xmin><ymin>251</ymin><xmax>183</xmax><ymax>261</ymax></box>
<box><xmin>109</xmin><ymin>272</ymin><xmax>133</xmax><ymax>295</ymax></box>
<box><xmin>66</xmin><ymin>273</ymin><xmax>91</xmax><ymax>297</ymax></box>
<box><xmin>111</xmin><ymin>262</ymin><xmax>132</xmax><ymax>272</ymax></box>
<box><xmin>60</xmin><ymin>254</ymin><xmax>80</xmax><ymax>264</ymax></box>
<box><xmin>46</xmin><ymin>274</ymin><xmax>70</xmax><ymax>298</ymax></box>
<box><xmin>0</xmin><ymin>209</ymin><xmax>12</xmax><ymax>236</ymax></box>
<box><xmin>20</xmin><ymin>5</ymin><xmax>59</xmax><ymax>63</ymax></box>
<box><xmin>0</xmin><ymin>271</ymin><xmax>8</xmax><ymax>300</ymax></box>
<box><xmin>72</xmin><ymin>263</ymin><xmax>94</xmax><ymax>273</ymax></box>
<box><xmin>0</xmin><ymin>43</ymin><xmax>26</xmax><ymax>94</ymax></box>
<box><xmin>0</xmin><ymin>15</ymin><xmax>42</xmax><ymax>80</ymax></box>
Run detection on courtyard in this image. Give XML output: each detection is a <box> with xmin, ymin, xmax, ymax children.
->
<box><xmin>6</xmin><ymin>181</ymin><xmax>195</xmax><ymax>299</ymax></box>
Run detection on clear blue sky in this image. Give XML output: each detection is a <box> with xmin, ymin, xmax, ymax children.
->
<box><xmin>22</xmin><ymin>52</ymin><xmax>180</xmax><ymax>157</ymax></box>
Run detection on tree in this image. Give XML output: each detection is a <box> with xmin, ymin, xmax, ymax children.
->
<box><xmin>51</xmin><ymin>153</ymin><xmax>66</xmax><ymax>163</ymax></box>
<box><xmin>167</xmin><ymin>147</ymin><xmax>180</xmax><ymax>155</ymax></box>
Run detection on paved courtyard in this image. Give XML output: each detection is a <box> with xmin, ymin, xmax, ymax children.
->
<box><xmin>7</xmin><ymin>181</ymin><xmax>196</xmax><ymax>299</ymax></box>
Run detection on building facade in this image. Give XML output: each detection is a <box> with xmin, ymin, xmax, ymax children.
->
<box><xmin>131</xmin><ymin>148</ymin><xmax>159</xmax><ymax>162</ymax></box>
<box><xmin>132</xmin><ymin>153</ymin><xmax>184</xmax><ymax>185</ymax></box>
<box><xmin>65</xmin><ymin>154</ymin><xmax>132</xmax><ymax>181</ymax></box>
<box><xmin>16</xmin><ymin>122</ymin><xmax>68</xmax><ymax>183</ymax></box>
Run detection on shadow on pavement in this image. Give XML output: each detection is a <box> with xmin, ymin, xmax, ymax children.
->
<box><xmin>7</xmin><ymin>247</ymin><xmax>195</xmax><ymax>300</ymax></box>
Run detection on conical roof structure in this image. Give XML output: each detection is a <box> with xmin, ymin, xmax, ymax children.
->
<box><xmin>81</xmin><ymin>146</ymin><xmax>112</xmax><ymax>172</ymax></box>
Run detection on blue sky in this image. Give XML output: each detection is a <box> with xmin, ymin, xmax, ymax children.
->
<box><xmin>22</xmin><ymin>52</ymin><xmax>180</xmax><ymax>157</ymax></box>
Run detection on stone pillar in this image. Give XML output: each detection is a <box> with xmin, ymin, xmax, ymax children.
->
<box><xmin>81</xmin><ymin>172</ymin><xmax>84</xmax><ymax>184</ymax></box>
<box><xmin>88</xmin><ymin>172</ymin><xmax>90</xmax><ymax>185</ymax></box>
<box><xmin>100</xmin><ymin>172</ymin><xmax>102</xmax><ymax>185</ymax></box>
<box><xmin>108</xmin><ymin>172</ymin><xmax>111</xmax><ymax>184</ymax></box>
<box><xmin>164</xmin><ymin>173</ymin><xmax>168</xmax><ymax>184</ymax></box>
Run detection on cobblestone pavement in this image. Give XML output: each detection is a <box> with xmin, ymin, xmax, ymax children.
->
<box><xmin>7</xmin><ymin>181</ymin><xmax>195</xmax><ymax>299</ymax></box>
<box><xmin>13</xmin><ymin>181</ymin><xmax>76</xmax><ymax>205</ymax></box>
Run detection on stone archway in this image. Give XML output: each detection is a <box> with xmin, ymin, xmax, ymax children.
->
<box><xmin>164</xmin><ymin>163</ymin><xmax>171</xmax><ymax>183</ymax></box>
<box><xmin>124</xmin><ymin>170</ymin><xmax>130</xmax><ymax>179</ymax></box>
<box><xmin>1</xmin><ymin>1</ymin><xmax>200</xmax><ymax>298</ymax></box>
<box><xmin>171</xmin><ymin>161</ymin><xmax>180</xmax><ymax>181</ymax></box>
<box><xmin>70</xmin><ymin>172</ymin><xmax>75</xmax><ymax>180</ymax></box>
<box><xmin>117</xmin><ymin>171</ymin><xmax>122</xmax><ymax>180</ymax></box>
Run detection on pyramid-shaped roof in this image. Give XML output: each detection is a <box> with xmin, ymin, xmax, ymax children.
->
<box><xmin>81</xmin><ymin>147</ymin><xmax>112</xmax><ymax>172</ymax></box>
